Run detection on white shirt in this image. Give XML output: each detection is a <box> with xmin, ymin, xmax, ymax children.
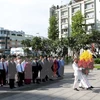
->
<box><xmin>16</xmin><ymin>63</ymin><xmax>24</xmax><ymax>72</ymax></box>
<box><xmin>0</xmin><ymin>61</ymin><xmax>7</xmax><ymax>72</ymax></box>
<box><xmin>21</xmin><ymin>61</ymin><xmax>26</xmax><ymax>71</ymax></box>
<box><xmin>72</xmin><ymin>62</ymin><xmax>80</xmax><ymax>76</ymax></box>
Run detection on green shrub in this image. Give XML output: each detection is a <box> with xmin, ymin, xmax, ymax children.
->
<box><xmin>65</xmin><ymin>56</ymin><xmax>72</xmax><ymax>64</ymax></box>
<box><xmin>94</xmin><ymin>66</ymin><xmax>100</xmax><ymax>68</ymax></box>
<box><xmin>94</xmin><ymin>58</ymin><xmax>100</xmax><ymax>64</ymax></box>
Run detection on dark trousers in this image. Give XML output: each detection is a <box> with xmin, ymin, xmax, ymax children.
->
<box><xmin>3</xmin><ymin>70</ymin><xmax>6</xmax><ymax>85</ymax></box>
<box><xmin>9</xmin><ymin>79</ymin><xmax>15</xmax><ymax>89</ymax></box>
<box><xmin>0</xmin><ymin>70</ymin><xmax>6</xmax><ymax>85</ymax></box>
<box><xmin>56</xmin><ymin>70</ymin><xmax>61</xmax><ymax>77</ymax></box>
<box><xmin>18</xmin><ymin>72</ymin><xmax>24</xmax><ymax>86</ymax></box>
<box><xmin>32</xmin><ymin>72</ymin><xmax>38</xmax><ymax>83</ymax></box>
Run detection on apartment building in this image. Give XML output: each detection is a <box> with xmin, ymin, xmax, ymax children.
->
<box><xmin>50</xmin><ymin>0</ymin><xmax>100</xmax><ymax>38</ymax></box>
<box><xmin>0</xmin><ymin>27</ymin><xmax>33</xmax><ymax>53</ymax></box>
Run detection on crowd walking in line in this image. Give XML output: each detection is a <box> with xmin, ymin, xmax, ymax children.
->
<box><xmin>0</xmin><ymin>55</ymin><xmax>65</xmax><ymax>89</ymax></box>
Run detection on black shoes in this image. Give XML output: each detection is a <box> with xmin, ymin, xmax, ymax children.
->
<box><xmin>42</xmin><ymin>79</ymin><xmax>46</xmax><ymax>82</ymax></box>
<box><xmin>49</xmin><ymin>79</ymin><xmax>54</xmax><ymax>81</ymax></box>
<box><xmin>74</xmin><ymin>88</ymin><xmax>79</xmax><ymax>91</ymax></box>
<box><xmin>74</xmin><ymin>86</ymin><xmax>94</xmax><ymax>91</ymax></box>
<box><xmin>86</xmin><ymin>87</ymin><xmax>92</xmax><ymax>90</ymax></box>
<box><xmin>79</xmin><ymin>86</ymin><xmax>85</xmax><ymax>89</ymax></box>
<box><xmin>90</xmin><ymin>86</ymin><xmax>94</xmax><ymax>88</ymax></box>
<box><xmin>87</xmin><ymin>86</ymin><xmax>94</xmax><ymax>90</ymax></box>
<box><xmin>36</xmin><ymin>81</ymin><xmax>40</xmax><ymax>84</ymax></box>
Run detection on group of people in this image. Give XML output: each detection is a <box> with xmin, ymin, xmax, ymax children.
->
<box><xmin>72</xmin><ymin>58</ymin><xmax>94</xmax><ymax>91</ymax></box>
<box><xmin>0</xmin><ymin>55</ymin><xmax>65</xmax><ymax>89</ymax></box>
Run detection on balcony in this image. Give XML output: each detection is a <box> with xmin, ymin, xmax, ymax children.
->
<box><xmin>84</xmin><ymin>0</ymin><xmax>94</xmax><ymax>4</ymax></box>
<box><xmin>62</xmin><ymin>24</ymin><xmax>68</xmax><ymax>29</ymax></box>
<box><xmin>86</xmin><ymin>19</ymin><xmax>95</xmax><ymax>25</ymax></box>
<box><xmin>85</xmin><ymin>11</ymin><xmax>94</xmax><ymax>20</ymax></box>
<box><xmin>61</xmin><ymin>11</ymin><xmax>68</xmax><ymax>18</ymax></box>
<box><xmin>85</xmin><ymin>2</ymin><xmax>94</xmax><ymax>12</ymax></box>
<box><xmin>61</xmin><ymin>18</ymin><xmax>68</xmax><ymax>25</ymax></box>
<box><xmin>72</xmin><ymin>7</ymin><xmax>80</xmax><ymax>14</ymax></box>
<box><xmin>60</xmin><ymin>5</ymin><xmax>68</xmax><ymax>11</ymax></box>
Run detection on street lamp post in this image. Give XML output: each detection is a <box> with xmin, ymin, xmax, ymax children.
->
<box><xmin>5</xmin><ymin>31</ymin><xmax>9</xmax><ymax>49</ymax></box>
<box><xmin>61</xmin><ymin>34</ymin><xmax>63</xmax><ymax>56</ymax></box>
<box><xmin>36</xmin><ymin>33</ymin><xmax>39</xmax><ymax>37</ymax></box>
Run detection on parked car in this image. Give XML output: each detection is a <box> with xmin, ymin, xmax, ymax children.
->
<box><xmin>3</xmin><ymin>49</ymin><xmax>10</xmax><ymax>56</ymax></box>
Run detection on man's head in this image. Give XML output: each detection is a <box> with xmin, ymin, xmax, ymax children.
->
<box><xmin>74</xmin><ymin>58</ymin><xmax>78</xmax><ymax>63</ymax></box>
<box><xmin>40</xmin><ymin>55</ymin><xmax>43</xmax><ymax>60</ymax></box>
<box><xmin>1</xmin><ymin>57</ymin><xmax>5</xmax><ymax>62</ymax></box>
<box><xmin>10</xmin><ymin>56</ymin><xmax>15</xmax><ymax>62</ymax></box>
<box><xmin>34</xmin><ymin>57</ymin><xmax>38</xmax><ymax>61</ymax></box>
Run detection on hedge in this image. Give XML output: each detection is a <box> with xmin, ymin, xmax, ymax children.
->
<box><xmin>94</xmin><ymin>58</ymin><xmax>100</xmax><ymax>64</ymax></box>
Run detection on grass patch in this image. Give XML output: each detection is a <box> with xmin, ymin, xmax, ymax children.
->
<box><xmin>94</xmin><ymin>66</ymin><xmax>100</xmax><ymax>70</ymax></box>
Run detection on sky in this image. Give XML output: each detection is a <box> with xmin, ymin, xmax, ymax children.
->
<box><xmin>0</xmin><ymin>0</ymin><xmax>70</xmax><ymax>37</ymax></box>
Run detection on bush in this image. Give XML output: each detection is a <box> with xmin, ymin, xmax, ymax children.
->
<box><xmin>65</xmin><ymin>56</ymin><xmax>72</xmax><ymax>64</ymax></box>
<box><xmin>94</xmin><ymin>58</ymin><xmax>100</xmax><ymax>64</ymax></box>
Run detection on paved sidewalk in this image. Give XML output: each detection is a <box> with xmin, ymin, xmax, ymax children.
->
<box><xmin>0</xmin><ymin>64</ymin><xmax>100</xmax><ymax>100</ymax></box>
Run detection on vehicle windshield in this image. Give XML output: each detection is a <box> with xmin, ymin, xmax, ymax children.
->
<box><xmin>4</xmin><ymin>50</ymin><xmax>10</xmax><ymax>54</ymax></box>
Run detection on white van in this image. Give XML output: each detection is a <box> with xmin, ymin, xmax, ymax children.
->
<box><xmin>10</xmin><ymin>47</ymin><xmax>25</xmax><ymax>56</ymax></box>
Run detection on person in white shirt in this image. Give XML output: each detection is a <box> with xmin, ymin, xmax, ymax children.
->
<box><xmin>16</xmin><ymin>58</ymin><xmax>24</xmax><ymax>87</ymax></box>
<box><xmin>79</xmin><ymin>47</ymin><xmax>94</xmax><ymax>90</ymax></box>
<box><xmin>79</xmin><ymin>68</ymin><xmax>93</xmax><ymax>90</ymax></box>
<box><xmin>72</xmin><ymin>58</ymin><xmax>81</xmax><ymax>91</ymax></box>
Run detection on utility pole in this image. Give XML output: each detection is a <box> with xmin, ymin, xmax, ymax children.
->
<box><xmin>36</xmin><ymin>33</ymin><xmax>39</xmax><ymax>37</ymax></box>
<box><xmin>5</xmin><ymin>31</ymin><xmax>9</xmax><ymax>50</ymax></box>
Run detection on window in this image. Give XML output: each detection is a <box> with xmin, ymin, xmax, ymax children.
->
<box><xmin>85</xmin><ymin>3</ymin><xmax>94</xmax><ymax>9</ymax></box>
<box><xmin>0</xmin><ymin>46</ymin><xmax>5</xmax><ymax>49</ymax></box>
<box><xmin>1</xmin><ymin>31</ymin><xmax>3</xmax><ymax>34</ymax></box>
<box><xmin>85</xmin><ymin>12</ymin><xmax>94</xmax><ymax>18</ymax></box>
<box><xmin>11</xmin><ymin>34</ymin><xmax>16</xmax><ymax>36</ymax></box>
<box><xmin>17</xmin><ymin>34</ymin><xmax>22</xmax><ymax>36</ymax></box>
<box><xmin>64</xmin><ymin>29</ymin><xmax>68</xmax><ymax>32</ymax></box>
<box><xmin>0</xmin><ymin>37</ymin><xmax>9</xmax><ymax>40</ymax></box>
<box><xmin>4</xmin><ymin>31</ymin><xmax>6</xmax><ymax>34</ymax></box>
<box><xmin>62</xmin><ymin>29</ymin><xmax>68</xmax><ymax>34</ymax></box>
<box><xmin>61</xmin><ymin>11</ymin><xmax>67</xmax><ymax>16</ymax></box>
<box><xmin>0</xmin><ymin>37</ymin><xmax>5</xmax><ymax>39</ymax></box>
<box><xmin>72</xmin><ymin>7</ymin><xmax>80</xmax><ymax>13</ymax></box>
<box><xmin>62</xmin><ymin>18</ymin><xmax>67</xmax><ymax>24</ymax></box>
<box><xmin>0</xmin><ymin>42</ymin><xmax>5</xmax><ymax>44</ymax></box>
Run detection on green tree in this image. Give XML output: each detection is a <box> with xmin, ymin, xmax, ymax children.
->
<box><xmin>90</xmin><ymin>30</ymin><xmax>100</xmax><ymax>44</ymax></box>
<box><xmin>48</xmin><ymin>16</ymin><xmax>59</xmax><ymax>40</ymax></box>
<box><xmin>31</xmin><ymin>37</ymin><xmax>42</xmax><ymax>50</ymax></box>
<box><xmin>67</xmin><ymin>10</ymin><xmax>91</xmax><ymax>57</ymax></box>
<box><xmin>71</xmin><ymin>10</ymin><xmax>85</xmax><ymax>37</ymax></box>
<box><xmin>21</xmin><ymin>40</ymin><xmax>25</xmax><ymax>46</ymax></box>
<box><xmin>41</xmin><ymin>38</ymin><xmax>52</xmax><ymax>55</ymax></box>
<box><xmin>21</xmin><ymin>39</ymin><xmax>31</xmax><ymax>47</ymax></box>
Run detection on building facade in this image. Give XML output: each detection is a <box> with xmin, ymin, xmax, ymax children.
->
<box><xmin>0</xmin><ymin>27</ymin><xmax>33</xmax><ymax>53</ymax></box>
<box><xmin>50</xmin><ymin>0</ymin><xmax>100</xmax><ymax>38</ymax></box>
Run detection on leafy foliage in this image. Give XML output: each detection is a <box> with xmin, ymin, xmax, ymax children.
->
<box><xmin>21</xmin><ymin>39</ymin><xmax>31</xmax><ymax>47</ymax></box>
<box><xmin>48</xmin><ymin>16</ymin><xmax>59</xmax><ymax>40</ymax></box>
<box><xmin>71</xmin><ymin>11</ymin><xmax>85</xmax><ymax>37</ymax></box>
<box><xmin>90</xmin><ymin>30</ymin><xmax>100</xmax><ymax>44</ymax></box>
<box><xmin>31</xmin><ymin>37</ymin><xmax>42</xmax><ymax>50</ymax></box>
<box><xmin>68</xmin><ymin>10</ymin><xmax>89</xmax><ymax>54</ymax></box>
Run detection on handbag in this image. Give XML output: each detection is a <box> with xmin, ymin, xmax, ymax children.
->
<box><xmin>82</xmin><ymin>68</ymin><xmax>89</xmax><ymax>75</ymax></box>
